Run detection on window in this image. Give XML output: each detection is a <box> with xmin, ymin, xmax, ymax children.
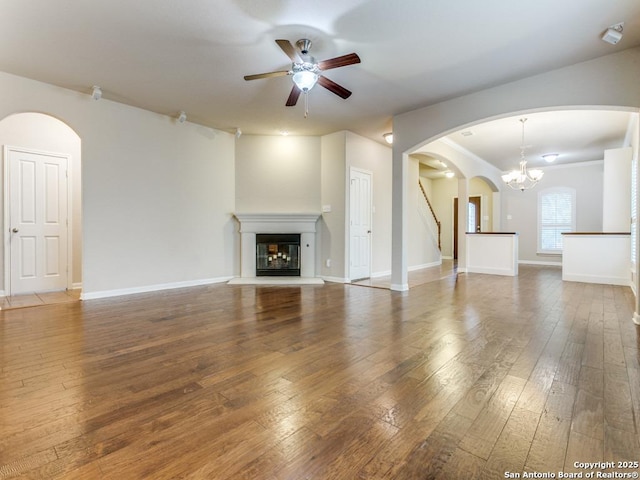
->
<box><xmin>467</xmin><ymin>202</ymin><xmax>476</xmax><ymax>233</ymax></box>
<box><xmin>537</xmin><ymin>187</ymin><xmax>576</xmax><ymax>254</ymax></box>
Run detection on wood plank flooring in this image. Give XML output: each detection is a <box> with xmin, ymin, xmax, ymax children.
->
<box><xmin>1</xmin><ymin>265</ymin><xmax>639</xmax><ymax>479</ymax></box>
<box><xmin>0</xmin><ymin>290</ymin><xmax>80</xmax><ymax>311</ymax></box>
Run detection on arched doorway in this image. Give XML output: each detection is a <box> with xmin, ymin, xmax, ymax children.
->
<box><xmin>0</xmin><ymin>112</ymin><xmax>82</xmax><ymax>304</ymax></box>
<box><xmin>452</xmin><ymin>176</ymin><xmax>499</xmax><ymax>259</ymax></box>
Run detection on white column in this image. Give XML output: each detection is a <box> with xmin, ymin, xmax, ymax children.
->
<box><xmin>240</xmin><ymin>232</ymin><xmax>256</xmax><ymax>278</ymax></box>
<box><xmin>457</xmin><ymin>178</ymin><xmax>469</xmax><ymax>273</ymax></box>
<box><xmin>603</xmin><ymin>147</ymin><xmax>632</xmax><ymax>231</ymax></box>
<box><xmin>300</xmin><ymin>232</ymin><xmax>315</xmax><ymax>277</ymax></box>
<box><xmin>634</xmin><ymin>142</ymin><xmax>640</xmax><ymax>324</ymax></box>
<box><xmin>391</xmin><ymin>149</ymin><xmax>409</xmax><ymax>291</ymax></box>
<box><xmin>492</xmin><ymin>191</ymin><xmax>501</xmax><ymax>231</ymax></box>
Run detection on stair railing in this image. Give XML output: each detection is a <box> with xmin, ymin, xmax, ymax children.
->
<box><xmin>418</xmin><ymin>180</ymin><xmax>441</xmax><ymax>250</ymax></box>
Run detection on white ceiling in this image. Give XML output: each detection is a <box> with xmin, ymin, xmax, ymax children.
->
<box><xmin>0</xmin><ymin>0</ymin><xmax>639</xmax><ymax>170</ymax></box>
<box><xmin>416</xmin><ymin>109</ymin><xmax>636</xmax><ymax>178</ymax></box>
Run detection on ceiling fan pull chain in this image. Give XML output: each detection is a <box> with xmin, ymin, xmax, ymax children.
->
<box><xmin>304</xmin><ymin>91</ymin><xmax>309</xmax><ymax>118</ymax></box>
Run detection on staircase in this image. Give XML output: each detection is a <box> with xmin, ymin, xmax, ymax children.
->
<box><xmin>418</xmin><ymin>180</ymin><xmax>441</xmax><ymax>251</ymax></box>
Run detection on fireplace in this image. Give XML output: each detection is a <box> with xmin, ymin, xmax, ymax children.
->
<box><xmin>232</xmin><ymin>213</ymin><xmax>322</xmax><ymax>283</ymax></box>
<box><xmin>256</xmin><ymin>234</ymin><xmax>300</xmax><ymax>276</ymax></box>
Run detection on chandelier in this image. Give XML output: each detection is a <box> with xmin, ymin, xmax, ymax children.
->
<box><xmin>501</xmin><ymin>118</ymin><xmax>544</xmax><ymax>191</ymax></box>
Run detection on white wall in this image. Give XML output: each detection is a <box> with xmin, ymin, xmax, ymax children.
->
<box><xmin>628</xmin><ymin>115</ymin><xmax>640</xmax><ymax>292</ymax></box>
<box><xmin>0</xmin><ymin>113</ymin><xmax>82</xmax><ymax>289</ymax></box>
<box><xmin>0</xmin><ymin>71</ymin><xmax>236</xmax><ymax>298</ymax></box>
<box><xmin>319</xmin><ymin>132</ymin><xmax>346</xmax><ymax>280</ymax></box>
<box><xmin>603</xmin><ymin>147</ymin><xmax>632</xmax><ymax>231</ymax></box>
<box><xmin>419</xmin><ymin>175</ymin><xmax>433</xmax><ymax>199</ymax></box>
<box><xmin>408</xmin><ymin>157</ymin><xmax>441</xmax><ymax>268</ymax></box>
<box><xmin>345</xmin><ymin>131</ymin><xmax>393</xmax><ymax>276</ymax></box>
<box><xmin>233</xmin><ymin>132</ymin><xmax>392</xmax><ymax>282</ymax></box>
<box><xmin>235</xmin><ymin>135</ymin><xmax>321</xmax><ymax>213</ymax></box>
<box><xmin>502</xmin><ymin>161</ymin><xmax>603</xmax><ymax>264</ymax></box>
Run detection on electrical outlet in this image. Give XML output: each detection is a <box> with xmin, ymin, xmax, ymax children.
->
<box><xmin>325</xmin><ymin>259</ymin><xmax>331</xmax><ymax>267</ymax></box>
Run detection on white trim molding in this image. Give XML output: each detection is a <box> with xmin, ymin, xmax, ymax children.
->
<box><xmin>321</xmin><ymin>276</ymin><xmax>351</xmax><ymax>284</ymax></box>
<box><xmin>409</xmin><ymin>260</ymin><xmax>442</xmax><ymax>272</ymax></box>
<box><xmin>81</xmin><ymin>276</ymin><xmax>233</xmax><ymax>300</ymax></box>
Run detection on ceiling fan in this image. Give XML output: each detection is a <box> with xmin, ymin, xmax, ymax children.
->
<box><xmin>244</xmin><ymin>39</ymin><xmax>361</xmax><ymax>110</ymax></box>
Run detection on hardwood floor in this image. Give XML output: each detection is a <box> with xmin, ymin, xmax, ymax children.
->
<box><xmin>1</xmin><ymin>265</ymin><xmax>639</xmax><ymax>479</ymax></box>
<box><xmin>0</xmin><ymin>290</ymin><xmax>80</xmax><ymax>311</ymax></box>
<box><xmin>351</xmin><ymin>260</ymin><xmax>457</xmax><ymax>289</ymax></box>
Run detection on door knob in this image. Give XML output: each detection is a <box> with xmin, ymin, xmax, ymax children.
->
<box><xmin>11</xmin><ymin>228</ymin><xmax>18</xmax><ymax>233</ymax></box>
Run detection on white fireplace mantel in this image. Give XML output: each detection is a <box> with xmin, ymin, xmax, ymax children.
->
<box><xmin>233</xmin><ymin>212</ymin><xmax>321</xmax><ymax>280</ymax></box>
<box><xmin>234</xmin><ymin>213</ymin><xmax>321</xmax><ymax>234</ymax></box>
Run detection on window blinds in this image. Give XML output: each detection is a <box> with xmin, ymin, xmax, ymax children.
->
<box><xmin>539</xmin><ymin>190</ymin><xmax>574</xmax><ymax>252</ymax></box>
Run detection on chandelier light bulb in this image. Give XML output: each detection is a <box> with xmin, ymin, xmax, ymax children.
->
<box><xmin>502</xmin><ymin>118</ymin><xmax>544</xmax><ymax>191</ymax></box>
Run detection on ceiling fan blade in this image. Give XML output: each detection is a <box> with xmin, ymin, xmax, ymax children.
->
<box><xmin>244</xmin><ymin>71</ymin><xmax>289</xmax><ymax>81</ymax></box>
<box><xmin>318</xmin><ymin>76</ymin><xmax>352</xmax><ymax>99</ymax></box>
<box><xmin>275</xmin><ymin>39</ymin><xmax>301</xmax><ymax>62</ymax></box>
<box><xmin>318</xmin><ymin>53</ymin><xmax>361</xmax><ymax>71</ymax></box>
<box><xmin>286</xmin><ymin>85</ymin><xmax>301</xmax><ymax>106</ymax></box>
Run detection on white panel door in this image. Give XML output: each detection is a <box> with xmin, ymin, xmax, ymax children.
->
<box><xmin>349</xmin><ymin>168</ymin><xmax>372</xmax><ymax>281</ymax></box>
<box><xmin>8</xmin><ymin>149</ymin><xmax>68</xmax><ymax>294</ymax></box>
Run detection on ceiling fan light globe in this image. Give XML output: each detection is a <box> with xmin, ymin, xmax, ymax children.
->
<box><xmin>292</xmin><ymin>70</ymin><xmax>318</xmax><ymax>91</ymax></box>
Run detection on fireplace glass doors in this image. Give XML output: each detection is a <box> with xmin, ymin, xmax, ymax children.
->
<box><xmin>256</xmin><ymin>234</ymin><xmax>301</xmax><ymax>276</ymax></box>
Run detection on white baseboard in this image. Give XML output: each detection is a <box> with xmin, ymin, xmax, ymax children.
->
<box><xmin>390</xmin><ymin>283</ymin><xmax>409</xmax><ymax>291</ymax></box>
<box><xmin>409</xmin><ymin>260</ymin><xmax>442</xmax><ymax>272</ymax></box>
<box><xmin>370</xmin><ymin>270</ymin><xmax>391</xmax><ymax>278</ymax></box>
<box><xmin>467</xmin><ymin>266</ymin><xmax>516</xmax><ymax>277</ymax></box>
<box><xmin>227</xmin><ymin>277</ymin><xmax>324</xmax><ymax>285</ymax></box>
<box><xmin>81</xmin><ymin>276</ymin><xmax>234</xmax><ymax>300</ymax></box>
<box><xmin>519</xmin><ymin>260</ymin><xmax>562</xmax><ymax>266</ymax></box>
<box><xmin>562</xmin><ymin>273</ymin><xmax>631</xmax><ymax>286</ymax></box>
<box><xmin>321</xmin><ymin>276</ymin><xmax>350</xmax><ymax>284</ymax></box>
<box><xmin>0</xmin><ymin>290</ymin><xmax>5</xmax><ymax>297</ymax></box>
<box><xmin>71</xmin><ymin>283</ymin><xmax>83</xmax><ymax>290</ymax></box>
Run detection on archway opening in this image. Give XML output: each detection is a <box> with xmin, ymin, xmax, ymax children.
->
<box><xmin>0</xmin><ymin>112</ymin><xmax>82</xmax><ymax>307</ymax></box>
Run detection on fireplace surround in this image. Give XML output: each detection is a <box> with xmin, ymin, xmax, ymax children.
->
<box><xmin>233</xmin><ymin>213</ymin><xmax>322</xmax><ymax>282</ymax></box>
